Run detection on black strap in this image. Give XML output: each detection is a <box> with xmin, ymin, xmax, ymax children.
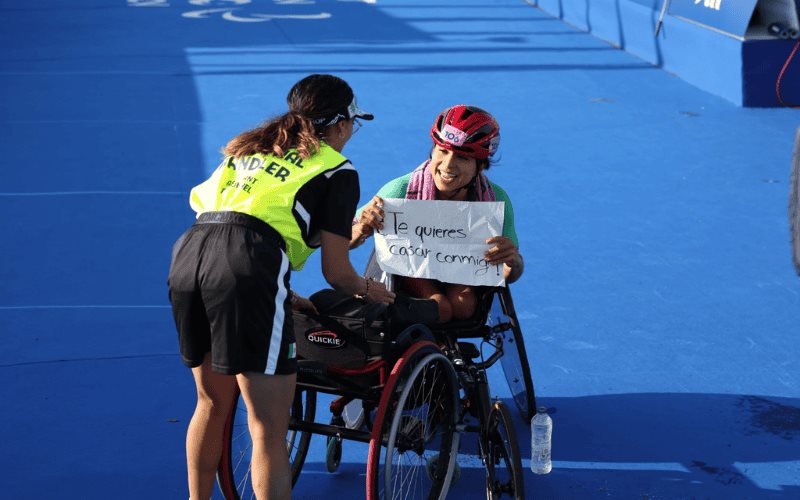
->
<box><xmin>196</xmin><ymin>211</ymin><xmax>285</xmax><ymax>250</ymax></box>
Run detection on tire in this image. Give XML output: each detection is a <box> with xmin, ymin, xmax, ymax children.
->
<box><xmin>325</xmin><ymin>435</ymin><xmax>342</xmax><ymax>473</ymax></box>
<box><xmin>217</xmin><ymin>387</ymin><xmax>317</xmax><ymax>499</ymax></box>
<box><xmin>495</xmin><ymin>288</ymin><xmax>536</xmax><ymax>420</ymax></box>
<box><xmin>366</xmin><ymin>342</ymin><xmax>461</xmax><ymax>500</ymax></box>
<box><xmin>482</xmin><ymin>401</ymin><xmax>524</xmax><ymax>500</ymax></box>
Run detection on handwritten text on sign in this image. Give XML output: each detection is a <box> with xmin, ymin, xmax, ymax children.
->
<box><xmin>374</xmin><ymin>198</ymin><xmax>505</xmax><ymax>287</ymax></box>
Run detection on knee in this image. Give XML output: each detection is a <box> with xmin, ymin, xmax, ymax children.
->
<box><xmin>449</xmin><ymin>291</ymin><xmax>477</xmax><ymax>321</ymax></box>
<box><xmin>431</xmin><ymin>294</ymin><xmax>453</xmax><ymax>323</ymax></box>
<box><xmin>195</xmin><ymin>391</ymin><xmax>233</xmax><ymax>420</ymax></box>
<box><xmin>246</xmin><ymin>413</ymin><xmax>288</xmax><ymax>446</ymax></box>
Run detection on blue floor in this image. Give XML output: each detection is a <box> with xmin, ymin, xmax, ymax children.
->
<box><xmin>1</xmin><ymin>1</ymin><xmax>798</xmax><ymax>498</ymax></box>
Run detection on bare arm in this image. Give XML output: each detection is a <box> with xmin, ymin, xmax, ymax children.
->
<box><xmin>350</xmin><ymin>196</ymin><xmax>385</xmax><ymax>249</ymax></box>
<box><xmin>504</xmin><ymin>253</ymin><xmax>524</xmax><ymax>284</ymax></box>
<box><xmin>322</xmin><ymin>230</ymin><xmax>395</xmax><ymax>304</ymax></box>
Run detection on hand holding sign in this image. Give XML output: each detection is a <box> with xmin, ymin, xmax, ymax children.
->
<box><xmin>373</xmin><ymin>198</ymin><xmax>506</xmax><ymax>286</ymax></box>
<box><xmin>485</xmin><ymin>235</ymin><xmax>521</xmax><ymax>268</ymax></box>
<box><xmin>351</xmin><ymin>195</ymin><xmax>384</xmax><ymax>248</ymax></box>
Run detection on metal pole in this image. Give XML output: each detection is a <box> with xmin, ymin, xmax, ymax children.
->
<box><xmin>655</xmin><ymin>0</ymin><xmax>671</xmax><ymax>37</ymax></box>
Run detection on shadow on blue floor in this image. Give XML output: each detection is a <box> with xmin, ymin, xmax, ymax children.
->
<box><xmin>535</xmin><ymin>393</ymin><xmax>800</xmax><ymax>498</ymax></box>
<box><xmin>2</xmin><ymin>1</ymin><xmax>800</xmax><ymax>499</ymax></box>
<box><xmin>0</xmin><ymin>0</ymin><xmax>658</xmax><ymax>309</ymax></box>
<box><xmin>290</xmin><ymin>394</ymin><xmax>800</xmax><ymax>499</ymax></box>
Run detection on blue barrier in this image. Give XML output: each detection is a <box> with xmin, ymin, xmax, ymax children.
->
<box><xmin>533</xmin><ymin>0</ymin><xmax>800</xmax><ymax>107</ymax></box>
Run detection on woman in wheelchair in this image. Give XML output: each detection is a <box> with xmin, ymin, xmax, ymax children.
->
<box><xmin>351</xmin><ymin>105</ymin><xmax>524</xmax><ymax>323</ymax></box>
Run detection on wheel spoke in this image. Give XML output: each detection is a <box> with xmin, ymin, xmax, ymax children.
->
<box><xmin>219</xmin><ymin>390</ymin><xmax>316</xmax><ymax>499</ymax></box>
<box><xmin>381</xmin><ymin>352</ymin><xmax>457</xmax><ymax>500</ymax></box>
<box><xmin>232</xmin><ymin>437</ymin><xmax>252</xmax><ymax>471</ymax></box>
<box><xmin>236</xmin><ymin>462</ymin><xmax>251</xmax><ymax>494</ymax></box>
<box><xmin>483</xmin><ymin>403</ymin><xmax>524</xmax><ymax>499</ymax></box>
<box><xmin>286</xmin><ymin>429</ymin><xmax>297</xmax><ymax>453</ymax></box>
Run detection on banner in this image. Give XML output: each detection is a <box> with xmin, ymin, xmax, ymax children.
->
<box><xmin>668</xmin><ymin>0</ymin><xmax>759</xmax><ymax>38</ymax></box>
<box><xmin>373</xmin><ymin>198</ymin><xmax>505</xmax><ymax>287</ymax></box>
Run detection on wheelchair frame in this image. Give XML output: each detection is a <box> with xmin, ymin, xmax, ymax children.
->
<box><xmin>216</xmin><ymin>283</ymin><xmax>535</xmax><ymax>500</ymax></box>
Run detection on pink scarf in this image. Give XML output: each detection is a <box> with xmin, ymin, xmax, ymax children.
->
<box><xmin>406</xmin><ymin>160</ymin><xmax>496</xmax><ymax>201</ymax></box>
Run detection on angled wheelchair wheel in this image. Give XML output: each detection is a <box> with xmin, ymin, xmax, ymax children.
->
<box><xmin>217</xmin><ymin>387</ymin><xmax>317</xmax><ymax>499</ymax></box>
<box><xmin>491</xmin><ymin>288</ymin><xmax>536</xmax><ymax>420</ymax></box>
<box><xmin>366</xmin><ymin>340</ymin><xmax>461</xmax><ymax>500</ymax></box>
<box><xmin>287</xmin><ymin>387</ymin><xmax>317</xmax><ymax>482</ymax></box>
<box><xmin>325</xmin><ymin>435</ymin><xmax>343</xmax><ymax>473</ymax></box>
<box><xmin>482</xmin><ymin>401</ymin><xmax>524</xmax><ymax>500</ymax></box>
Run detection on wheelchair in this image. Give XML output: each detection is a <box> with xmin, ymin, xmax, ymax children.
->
<box><xmin>216</xmin><ymin>262</ymin><xmax>536</xmax><ymax>500</ymax></box>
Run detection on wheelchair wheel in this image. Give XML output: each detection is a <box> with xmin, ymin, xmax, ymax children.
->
<box><xmin>495</xmin><ymin>288</ymin><xmax>536</xmax><ymax>420</ymax></box>
<box><xmin>366</xmin><ymin>341</ymin><xmax>461</xmax><ymax>500</ymax></box>
<box><xmin>325</xmin><ymin>435</ymin><xmax>342</xmax><ymax>473</ymax></box>
<box><xmin>482</xmin><ymin>401</ymin><xmax>524</xmax><ymax>500</ymax></box>
<box><xmin>217</xmin><ymin>387</ymin><xmax>317</xmax><ymax>499</ymax></box>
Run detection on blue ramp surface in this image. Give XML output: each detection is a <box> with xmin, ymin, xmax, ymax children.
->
<box><xmin>1</xmin><ymin>1</ymin><xmax>798</xmax><ymax>499</ymax></box>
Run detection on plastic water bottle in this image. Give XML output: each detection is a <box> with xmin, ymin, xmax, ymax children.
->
<box><xmin>530</xmin><ymin>406</ymin><xmax>552</xmax><ymax>474</ymax></box>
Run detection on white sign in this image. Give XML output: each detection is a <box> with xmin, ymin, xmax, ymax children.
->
<box><xmin>374</xmin><ymin>198</ymin><xmax>505</xmax><ymax>287</ymax></box>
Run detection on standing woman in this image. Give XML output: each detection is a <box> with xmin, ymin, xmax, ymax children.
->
<box><xmin>168</xmin><ymin>74</ymin><xmax>394</xmax><ymax>500</ymax></box>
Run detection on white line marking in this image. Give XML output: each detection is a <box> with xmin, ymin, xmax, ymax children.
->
<box><xmin>536</xmin><ymin>460</ymin><xmax>691</xmax><ymax>472</ymax></box>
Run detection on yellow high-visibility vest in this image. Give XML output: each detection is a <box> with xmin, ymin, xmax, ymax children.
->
<box><xmin>190</xmin><ymin>143</ymin><xmax>349</xmax><ymax>270</ymax></box>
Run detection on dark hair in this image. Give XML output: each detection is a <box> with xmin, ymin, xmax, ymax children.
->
<box><xmin>224</xmin><ymin>74</ymin><xmax>354</xmax><ymax>159</ymax></box>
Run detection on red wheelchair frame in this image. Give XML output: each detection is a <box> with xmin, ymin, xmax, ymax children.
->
<box><xmin>217</xmin><ymin>284</ymin><xmax>535</xmax><ymax>500</ymax></box>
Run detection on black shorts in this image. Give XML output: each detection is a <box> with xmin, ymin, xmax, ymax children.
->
<box><xmin>167</xmin><ymin>212</ymin><xmax>297</xmax><ymax>376</ymax></box>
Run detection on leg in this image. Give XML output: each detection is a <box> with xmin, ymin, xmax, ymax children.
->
<box><xmin>400</xmin><ymin>277</ymin><xmax>453</xmax><ymax>323</ymax></box>
<box><xmin>236</xmin><ymin>372</ymin><xmax>297</xmax><ymax>500</ymax></box>
<box><xmin>445</xmin><ymin>284</ymin><xmax>477</xmax><ymax>320</ymax></box>
<box><xmin>187</xmin><ymin>354</ymin><xmax>238</xmax><ymax>500</ymax></box>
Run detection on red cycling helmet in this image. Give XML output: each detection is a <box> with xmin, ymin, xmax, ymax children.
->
<box><xmin>430</xmin><ymin>105</ymin><xmax>500</xmax><ymax>160</ymax></box>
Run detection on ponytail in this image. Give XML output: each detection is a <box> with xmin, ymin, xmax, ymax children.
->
<box><xmin>224</xmin><ymin>74</ymin><xmax>355</xmax><ymax>159</ymax></box>
<box><xmin>223</xmin><ymin>111</ymin><xmax>322</xmax><ymax>159</ymax></box>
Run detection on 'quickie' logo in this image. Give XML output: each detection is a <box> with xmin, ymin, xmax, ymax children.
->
<box><xmin>306</xmin><ymin>330</ymin><xmax>345</xmax><ymax>349</ymax></box>
<box><xmin>695</xmin><ymin>0</ymin><xmax>721</xmax><ymax>11</ymax></box>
